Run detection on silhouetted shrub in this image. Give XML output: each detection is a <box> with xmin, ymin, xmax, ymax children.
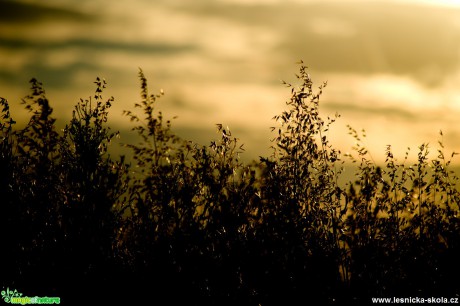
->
<box><xmin>1</xmin><ymin>63</ymin><xmax>459</xmax><ymax>305</ymax></box>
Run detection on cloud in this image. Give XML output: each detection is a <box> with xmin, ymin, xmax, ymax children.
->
<box><xmin>0</xmin><ymin>0</ymin><xmax>92</xmax><ymax>24</ymax></box>
<box><xmin>325</xmin><ymin>102</ymin><xmax>417</xmax><ymax>120</ymax></box>
<box><xmin>2</xmin><ymin>0</ymin><xmax>460</xmax><ymax>165</ymax></box>
<box><xmin>0</xmin><ymin>37</ymin><xmax>196</xmax><ymax>54</ymax></box>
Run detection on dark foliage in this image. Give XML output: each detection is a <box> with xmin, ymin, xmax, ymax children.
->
<box><xmin>1</xmin><ymin>64</ymin><xmax>459</xmax><ymax>305</ymax></box>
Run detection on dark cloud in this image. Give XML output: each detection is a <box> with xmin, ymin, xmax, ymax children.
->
<box><xmin>0</xmin><ymin>0</ymin><xmax>93</xmax><ymax>24</ymax></box>
<box><xmin>0</xmin><ymin>36</ymin><xmax>196</xmax><ymax>90</ymax></box>
<box><xmin>0</xmin><ymin>61</ymin><xmax>101</xmax><ymax>89</ymax></box>
<box><xmin>0</xmin><ymin>37</ymin><xmax>197</xmax><ymax>54</ymax></box>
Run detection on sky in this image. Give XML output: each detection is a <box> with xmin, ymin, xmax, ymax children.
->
<box><xmin>1</xmin><ymin>0</ymin><xmax>460</xmax><ymax>164</ymax></box>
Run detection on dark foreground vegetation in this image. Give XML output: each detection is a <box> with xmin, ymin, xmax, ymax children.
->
<box><xmin>1</xmin><ymin>63</ymin><xmax>459</xmax><ymax>305</ymax></box>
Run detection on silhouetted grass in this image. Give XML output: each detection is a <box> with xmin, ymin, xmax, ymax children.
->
<box><xmin>1</xmin><ymin>63</ymin><xmax>459</xmax><ymax>305</ymax></box>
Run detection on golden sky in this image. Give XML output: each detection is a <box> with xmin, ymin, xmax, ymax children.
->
<box><xmin>1</xmin><ymin>0</ymin><xmax>460</xmax><ymax>164</ymax></box>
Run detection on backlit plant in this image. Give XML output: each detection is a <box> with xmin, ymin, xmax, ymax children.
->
<box><xmin>1</xmin><ymin>63</ymin><xmax>459</xmax><ymax>305</ymax></box>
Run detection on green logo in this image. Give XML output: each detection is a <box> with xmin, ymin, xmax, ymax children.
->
<box><xmin>1</xmin><ymin>288</ymin><xmax>60</xmax><ymax>305</ymax></box>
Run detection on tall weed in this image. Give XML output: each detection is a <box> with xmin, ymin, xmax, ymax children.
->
<box><xmin>1</xmin><ymin>63</ymin><xmax>459</xmax><ymax>304</ymax></box>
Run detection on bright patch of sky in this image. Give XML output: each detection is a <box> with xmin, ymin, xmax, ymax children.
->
<box><xmin>217</xmin><ymin>0</ymin><xmax>460</xmax><ymax>7</ymax></box>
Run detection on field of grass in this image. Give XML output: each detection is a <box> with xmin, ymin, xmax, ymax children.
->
<box><xmin>1</xmin><ymin>63</ymin><xmax>459</xmax><ymax>305</ymax></box>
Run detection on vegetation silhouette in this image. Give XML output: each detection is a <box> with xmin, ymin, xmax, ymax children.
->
<box><xmin>1</xmin><ymin>63</ymin><xmax>459</xmax><ymax>305</ymax></box>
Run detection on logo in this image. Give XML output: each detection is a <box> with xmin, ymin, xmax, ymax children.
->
<box><xmin>1</xmin><ymin>288</ymin><xmax>60</xmax><ymax>305</ymax></box>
